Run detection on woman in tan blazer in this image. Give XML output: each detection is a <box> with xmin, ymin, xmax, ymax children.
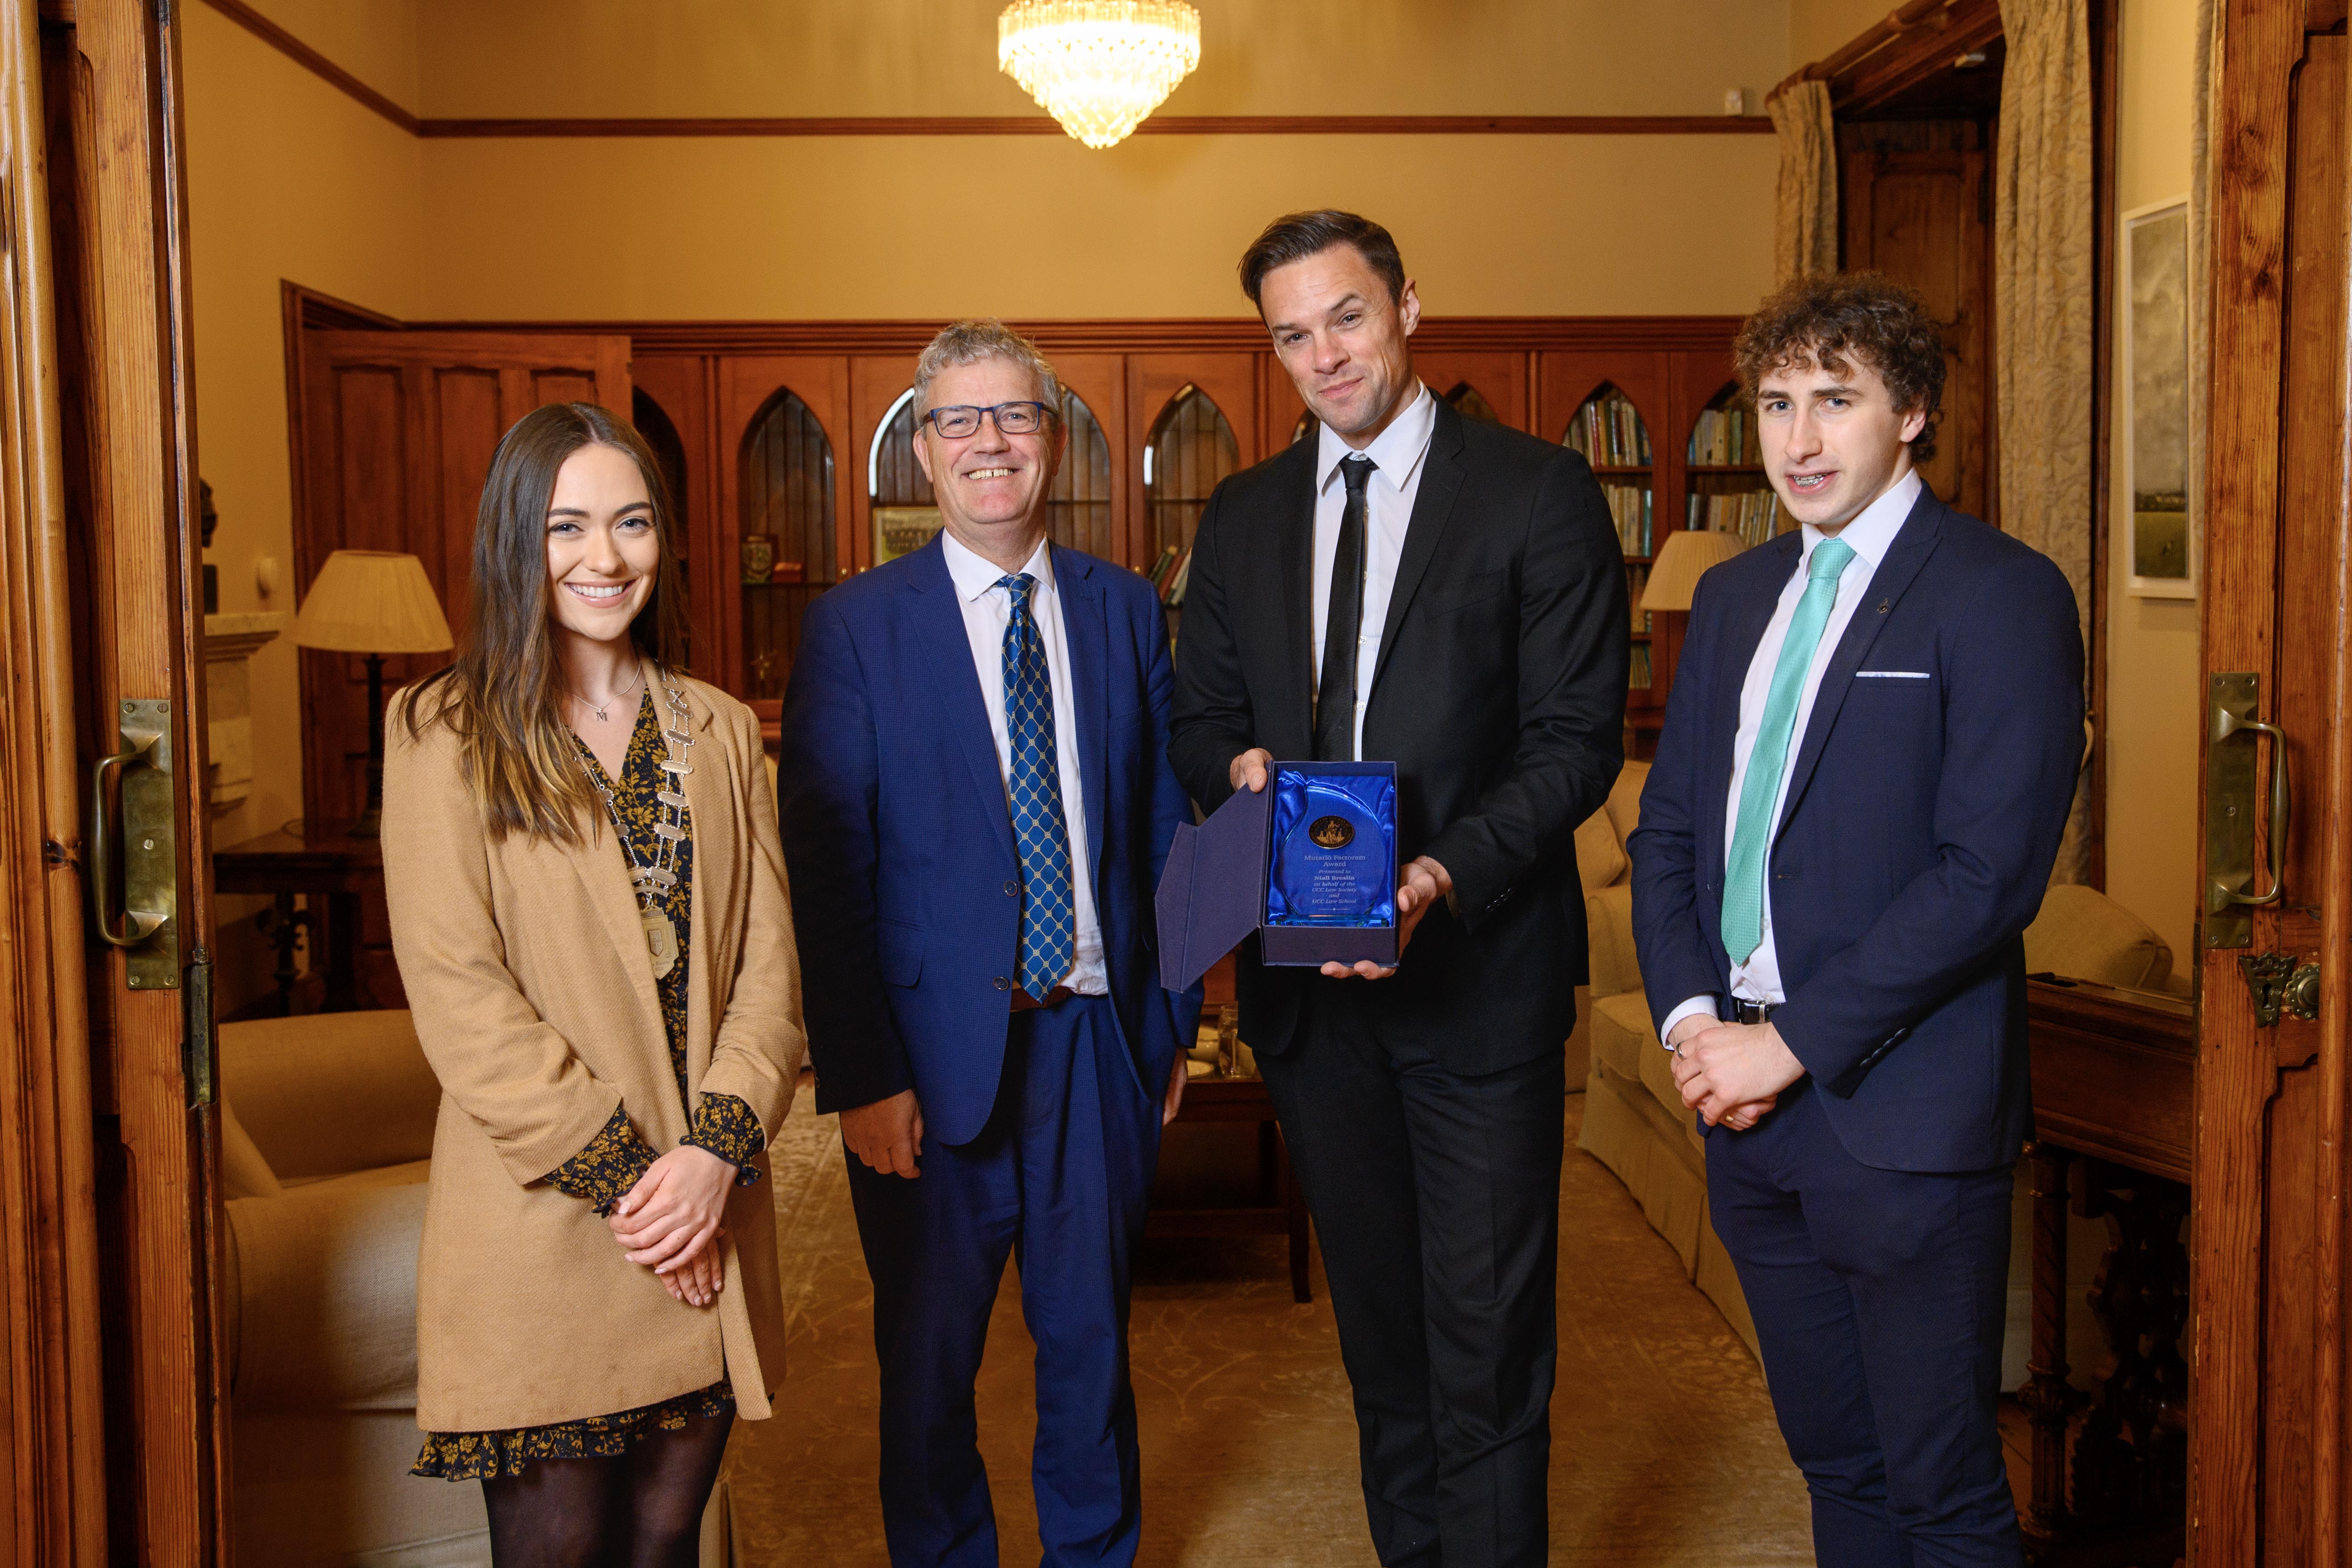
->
<box><xmin>383</xmin><ymin>401</ymin><xmax>804</xmax><ymax>1564</ymax></box>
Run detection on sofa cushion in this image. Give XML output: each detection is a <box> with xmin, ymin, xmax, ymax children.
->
<box><xmin>1574</xmin><ymin>808</ymin><xmax>1628</xmax><ymax>896</ymax></box>
<box><xmin>228</xmin><ymin>1178</ymin><xmax>428</xmax><ymax>1413</ymax></box>
<box><xmin>1588</xmin><ymin>988</ymin><xmax>1656</xmax><ymax>1085</ymax></box>
<box><xmin>220</xmin><ymin>1098</ymin><xmax>284</xmax><ymax>1201</ymax></box>
<box><xmin>1603</xmin><ymin>760</ymin><xmax>1650</xmax><ymax>845</ymax></box>
<box><xmin>2023</xmin><ymin>883</ymin><xmax>2174</xmax><ymax>992</ymax></box>
<box><xmin>1585</xmin><ymin>885</ymin><xmax>1644</xmax><ymax>999</ymax></box>
<box><xmin>220</xmin><ymin>1010</ymin><xmax>441</xmax><ymax>1181</ymax></box>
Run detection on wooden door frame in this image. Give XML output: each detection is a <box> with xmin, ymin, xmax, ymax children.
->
<box><xmin>2192</xmin><ymin>4</ymin><xmax>2352</xmax><ymax>1563</ymax></box>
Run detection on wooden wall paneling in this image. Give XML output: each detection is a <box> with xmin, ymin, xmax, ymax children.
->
<box><xmin>1535</xmin><ymin>350</ymin><xmax>1668</xmax><ymax>448</ymax></box>
<box><xmin>0</xmin><ymin>0</ymin><xmax>107</xmax><ymax>1556</ymax></box>
<box><xmin>1125</xmin><ymin>353</ymin><xmax>1258</xmax><ymax>568</ymax></box>
<box><xmin>1045</xmin><ymin>351</ymin><xmax>1126</xmax><ymax>566</ymax></box>
<box><xmin>2191</xmin><ymin>8</ymin><xmax>2321</xmax><ymax>1566</ymax></box>
<box><xmin>1258</xmin><ymin>350</ymin><xmax>1309</xmax><ymax>456</ymax></box>
<box><xmin>1837</xmin><ymin>121</ymin><xmax>1996</xmax><ymax>523</ymax></box>
<box><xmin>1414</xmin><ymin>349</ymin><xmax>1531</xmax><ymax>433</ymax></box>
<box><xmin>714</xmin><ymin>354</ymin><xmax>849</xmax><ymax>701</ymax></box>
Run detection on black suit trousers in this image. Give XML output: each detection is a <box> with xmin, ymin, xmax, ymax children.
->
<box><xmin>1259</xmin><ymin>983</ymin><xmax>1564</xmax><ymax>1568</ymax></box>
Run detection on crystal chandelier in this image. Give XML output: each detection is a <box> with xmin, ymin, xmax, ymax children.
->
<box><xmin>998</xmin><ymin>1</ymin><xmax>1202</xmax><ymax>150</ymax></box>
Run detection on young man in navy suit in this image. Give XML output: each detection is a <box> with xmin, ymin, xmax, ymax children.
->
<box><xmin>778</xmin><ymin>322</ymin><xmax>1198</xmax><ymax>1567</ymax></box>
<box><xmin>1629</xmin><ymin>274</ymin><xmax>2083</xmax><ymax>1568</ymax></box>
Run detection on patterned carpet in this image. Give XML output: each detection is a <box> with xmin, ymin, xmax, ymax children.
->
<box><xmin>722</xmin><ymin>1091</ymin><xmax>1813</xmax><ymax>1565</ymax></box>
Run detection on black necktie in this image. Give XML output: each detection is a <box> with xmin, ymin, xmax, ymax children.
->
<box><xmin>1315</xmin><ymin>455</ymin><xmax>1375</xmax><ymax>761</ymax></box>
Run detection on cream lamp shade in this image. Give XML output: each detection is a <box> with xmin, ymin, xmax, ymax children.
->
<box><xmin>291</xmin><ymin>550</ymin><xmax>453</xmax><ymax>654</ymax></box>
<box><xmin>1637</xmin><ymin>528</ymin><xmax>1748</xmax><ymax>614</ymax></box>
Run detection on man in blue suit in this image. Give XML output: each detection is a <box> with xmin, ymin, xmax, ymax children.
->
<box><xmin>1629</xmin><ymin>274</ymin><xmax>2083</xmax><ymax>1568</ymax></box>
<box><xmin>778</xmin><ymin>320</ymin><xmax>1198</xmax><ymax>1567</ymax></box>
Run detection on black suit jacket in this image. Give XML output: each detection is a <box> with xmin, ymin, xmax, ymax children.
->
<box><xmin>1168</xmin><ymin>398</ymin><xmax>1629</xmax><ymax>1072</ymax></box>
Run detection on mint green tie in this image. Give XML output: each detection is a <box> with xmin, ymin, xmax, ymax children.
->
<box><xmin>1721</xmin><ymin>537</ymin><xmax>1855</xmax><ymax>965</ymax></box>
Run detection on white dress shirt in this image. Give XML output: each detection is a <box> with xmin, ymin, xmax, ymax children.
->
<box><xmin>939</xmin><ymin>531</ymin><xmax>1107</xmax><ymax>996</ymax></box>
<box><xmin>1311</xmin><ymin>384</ymin><xmax>1438</xmax><ymax>760</ymax></box>
<box><xmin>1660</xmin><ymin>467</ymin><xmax>1923</xmax><ymax>1047</ymax></box>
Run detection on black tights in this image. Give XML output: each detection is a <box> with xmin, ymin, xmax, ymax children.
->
<box><xmin>479</xmin><ymin>1408</ymin><xmax>734</xmax><ymax>1568</ymax></box>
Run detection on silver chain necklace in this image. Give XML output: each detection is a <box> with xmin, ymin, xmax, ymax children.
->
<box><xmin>582</xmin><ymin>674</ymin><xmax>696</xmax><ymax>980</ymax></box>
<box><xmin>572</xmin><ymin>660</ymin><xmax>645</xmax><ymax>723</ymax></box>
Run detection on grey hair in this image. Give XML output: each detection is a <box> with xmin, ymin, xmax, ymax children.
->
<box><xmin>912</xmin><ymin>319</ymin><xmax>1064</xmax><ymax>421</ymax></box>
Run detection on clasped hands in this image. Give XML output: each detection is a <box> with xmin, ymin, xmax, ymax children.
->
<box><xmin>1229</xmin><ymin>748</ymin><xmax>1448</xmax><ymax>980</ymax></box>
<box><xmin>1665</xmin><ymin>1014</ymin><xmax>1807</xmax><ymax>1132</ymax></box>
<box><xmin>610</xmin><ymin>1144</ymin><xmax>735</xmax><ymax>1309</ymax></box>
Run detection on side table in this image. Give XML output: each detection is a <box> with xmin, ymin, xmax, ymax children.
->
<box><xmin>213</xmin><ymin>820</ymin><xmax>384</xmax><ymax>1014</ymax></box>
<box><xmin>1147</xmin><ymin>1073</ymin><xmax>1313</xmax><ymax>1304</ymax></box>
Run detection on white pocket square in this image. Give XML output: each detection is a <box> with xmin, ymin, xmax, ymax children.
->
<box><xmin>1854</xmin><ymin>670</ymin><xmax>1932</xmax><ymax>679</ymax></box>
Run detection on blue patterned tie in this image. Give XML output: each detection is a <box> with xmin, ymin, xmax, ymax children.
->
<box><xmin>999</xmin><ymin>574</ymin><xmax>1076</xmax><ymax>998</ymax></box>
<box><xmin>1721</xmin><ymin>537</ymin><xmax>1855</xmax><ymax>965</ymax></box>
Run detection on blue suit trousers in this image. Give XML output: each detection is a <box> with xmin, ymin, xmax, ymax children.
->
<box><xmin>845</xmin><ymin>996</ymin><xmax>1161</xmax><ymax>1568</ymax></box>
<box><xmin>1707</xmin><ymin>1078</ymin><xmax>2021</xmax><ymax>1568</ymax></box>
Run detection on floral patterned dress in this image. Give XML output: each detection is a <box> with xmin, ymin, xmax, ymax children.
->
<box><xmin>414</xmin><ymin>690</ymin><xmax>767</xmax><ymax>1480</ymax></box>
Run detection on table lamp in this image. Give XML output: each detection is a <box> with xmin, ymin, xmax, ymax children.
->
<box><xmin>292</xmin><ymin>550</ymin><xmax>454</xmax><ymax>838</ymax></box>
<box><xmin>1637</xmin><ymin>526</ymin><xmax>1748</xmax><ymax>615</ymax></box>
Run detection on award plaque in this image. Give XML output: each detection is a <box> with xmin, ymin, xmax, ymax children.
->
<box><xmin>1266</xmin><ymin>772</ymin><xmax>1395</xmax><ymax>928</ymax></box>
<box><xmin>1153</xmin><ymin>760</ymin><xmax>1401</xmax><ymax>990</ymax></box>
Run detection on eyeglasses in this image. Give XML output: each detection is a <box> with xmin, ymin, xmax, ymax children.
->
<box><xmin>923</xmin><ymin>401</ymin><xmax>1053</xmax><ymax>439</ymax></box>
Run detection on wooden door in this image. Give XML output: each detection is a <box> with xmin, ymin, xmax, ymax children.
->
<box><xmin>1126</xmin><ymin>353</ymin><xmax>1258</xmax><ymax>569</ymax></box>
<box><xmin>2193</xmin><ymin>11</ymin><xmax>2352</xmax><ymax>1564</ymax></box>
<box><xmin>1839</xmin><ymin>120</ymin><xmax>1997</xmax><ymax>525</ymax></box>
<box><xmin>291</xmin><ymin>331</ymin><xmax>629</xmax><ymax>828</ymax></box>
<box><xmin>1</xmin><ymin>0</ymin><xmax>223</xmax><ymax>1556</ymax></box>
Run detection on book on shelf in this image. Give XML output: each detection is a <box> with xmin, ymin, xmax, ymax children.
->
<box><xmin>1562</xmin><ymin>390</ymin><xmax>1652</xmax><ymax>467</ymax></box>
<box><xmin>1629</xmin><ymin>645</ymin><xmax>1653</xmax><ymax>691</ymax></box>
<box><xmin>1686</xmin><ymin>407</ymin><xmax>1760</xmax><ymax>466</ymax></box>
<box><xmin>1162</xmin><ymin>543</ymin><xmax>1195</xmax><ymax>606</ymax></box>
<box><xmin>1684</xmin><ymin>487</ymin><xmax>1779</xmax><ymax>548</ymax></box>
<box><xmin>1600</xmin><ymin>482</ymin><xmax>1652</xmax><ymax>556</ymax></box>
<box><xmin>1144</xmin><ymin>543</ymin><xmax>1180</xmax><ymax>590</ymax></box>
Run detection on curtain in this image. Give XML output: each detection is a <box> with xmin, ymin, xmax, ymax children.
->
<box><xmin>1995</xmin><ymin>0</ymin><xmax>2095</xmax><ymax>883</ymax></box>
<box><xmin>1769</xmin><ymin>80</ymin><xmax>1838</xmax><ymax>283</ymax></box>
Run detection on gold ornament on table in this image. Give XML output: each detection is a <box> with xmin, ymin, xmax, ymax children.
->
<box><xmin>997</xmin><ymin>0</ymin><xmax>1201</xmax><ymax>150</ymax></box>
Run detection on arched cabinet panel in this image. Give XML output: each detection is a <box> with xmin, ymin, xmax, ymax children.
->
<box><xmin>1126</xmin><ymin>353</ymin><xmax>1256</xmax><ymax>568</ymax></box>
<box><xmin>716</xmin><ymin>356</ymin><xmax>850</xmax><ymax>700</ymax></box>
<box><xmin>1416</xmin><ymin>350</ymin><xmax>1529</xmax><ymax>432</ymax></box>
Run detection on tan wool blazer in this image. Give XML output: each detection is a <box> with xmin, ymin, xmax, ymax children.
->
<box><xmin>382</xmin><ymin>666</ymin><xmax>806</xmax><ymax>1433</ymax></box>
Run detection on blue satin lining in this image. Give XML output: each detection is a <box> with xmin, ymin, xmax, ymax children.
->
<box><xmin>1265</xmin><ymin>770</ymin><xmax>1397</xmax><ymax>927</ymax></box>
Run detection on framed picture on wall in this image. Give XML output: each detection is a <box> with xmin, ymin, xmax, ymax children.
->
<box><xmin>2123</xmin><ymin>196</ymin><xmax>2194</xmax><ymax>599</ymax></box>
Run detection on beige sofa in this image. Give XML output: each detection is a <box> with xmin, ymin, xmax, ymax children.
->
<box><xmin>1572</xmin><ymin>764</ymin><xmax>2178</xmax><ymax>1362</ymax></box>
<box><xmin>220</xmin><ymin>1010</ymin><xmax>734</xmax><ymax>1566</ymax></box>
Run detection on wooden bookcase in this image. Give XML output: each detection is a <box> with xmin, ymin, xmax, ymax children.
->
<box><xmin>284</xmin><ymin>293</ymin><xmax>1748</xmax><ymax>766</ymax></box>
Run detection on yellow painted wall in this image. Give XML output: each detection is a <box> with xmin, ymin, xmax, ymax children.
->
<box><xmin>416</xmin><ymin>132</ymin><xmax>1779</xmax><ymax>321</ymax></box>
<box><xmin>412</xmin><ymin>0</ymin><xmax>1789</xmax><ymax>119</ymax></box>
<box><xmin>1788</xmin><ymin>0</ymin><xmax>1893</xmax><ymax>73</ymax></box>
<box><xmin>2104</xmin><ymin>0</ymin><xmax>2199</xmax><ymax>975</ymax></box>
<box><xmin>184</xmin><ymin>1</ymin><xmax>428</xmax><ymax>1004</ymax></box>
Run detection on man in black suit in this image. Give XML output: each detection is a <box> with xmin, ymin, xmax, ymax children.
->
<box><xmin>1630</xmin><ymin>274</ymin><xmax>2083</xmax><ymax>1566</ymax></box>
<box><xmin>1168</xmin><ymin>210</ymin><xmax>1628</xmax><ymax>1567</ymax></box>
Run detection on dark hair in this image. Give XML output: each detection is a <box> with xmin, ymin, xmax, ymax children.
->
<box><xmin>1733</xmin><ymin>272</ymin><xmax>1948</xmax><ymax>463</ymax></box>
<box><xmin>403</xmin><ymin>402</ymin><xmax>686</xmax><ymax>843</ymax></box>
<box><xmin>1238</xmin><ymin>210</ymin><xmax>1407</xmax><ymax>310</ymax></box>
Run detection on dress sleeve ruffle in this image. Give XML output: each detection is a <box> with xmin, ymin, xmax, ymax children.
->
<box><xmin>683</xmin><ymin>1091</ymin><xmax>766</xmax><ymax>1187</ymax></box>
<box><xmin>543</xmin><ymin>1104</ymin><xmax>658</xmax><ymax>1215</ymax></box>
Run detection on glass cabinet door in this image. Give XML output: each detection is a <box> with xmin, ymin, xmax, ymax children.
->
<box><xmin>738</xmin><ymin>388</ymin><xmax>836</xmax><ymax>702</ymax></box>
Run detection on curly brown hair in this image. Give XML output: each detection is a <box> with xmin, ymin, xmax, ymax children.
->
<box><xmin>1733</xmin><ymin>272</ymin><xmax>1947</xmax><ymax>464</ymax></box>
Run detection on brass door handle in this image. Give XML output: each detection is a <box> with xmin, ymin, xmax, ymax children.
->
<box><xmin>2213</xmin><ymin>702</ymin><xmax>2289</xmax><ymax>909</ymax></box>
<box><xmin>86</xmin><ymin>699</ymin><xmax>177</xmax><ymax>987</ymax></box>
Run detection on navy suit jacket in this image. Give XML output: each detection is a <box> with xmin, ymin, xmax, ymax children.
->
<box><xmin>1627</xmin><ymin>489</ymin><xmax>2084</xmax><ymax>1173</ymax></box>
<box><xmin>776</xmin><ymin>535</ymin><xmax>1201</xmax><ymax>1147</ymax></box>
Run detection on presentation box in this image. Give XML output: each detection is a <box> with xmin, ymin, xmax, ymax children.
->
<box><xmin>1156</xmin><ymin>761</ymin><xmax>1399</xmax><ymax>992</ymax></box>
